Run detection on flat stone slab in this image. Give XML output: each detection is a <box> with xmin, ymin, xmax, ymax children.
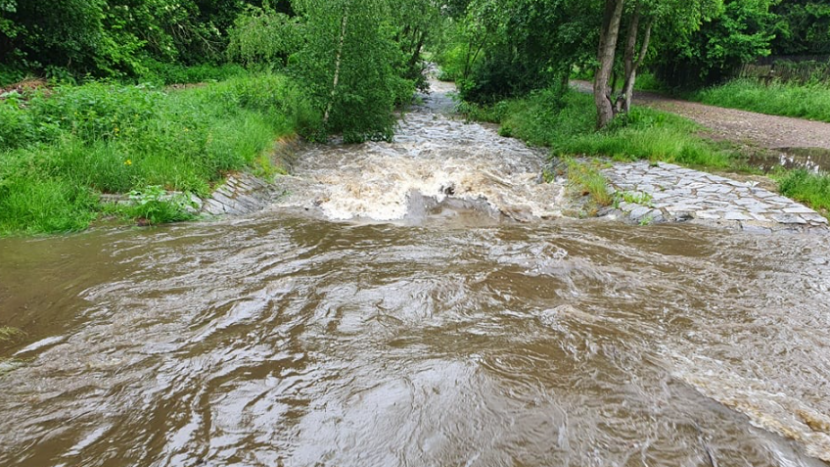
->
<box><xmin>603</xmin><ymin>162</ymin><xmax>828</xmax><ymax>232</ymax></box>
<box><xmin>202</xmin><ymin>173</ymin><xmax>280</xmax><ymax>217</ymax></box>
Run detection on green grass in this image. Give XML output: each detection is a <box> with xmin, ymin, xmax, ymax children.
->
<box><xmin>0</xmin><ymin>73</ymin><xmax>317</xmax><ymax>236</ymax></box>
<box><xmin>691</xmin><ymin>79</ymin><xmax>830</xmax><ymax>123</ymax></box>
<box><xmin>466</xmin><ymin>89</ymin><xmax>741</xmax><ymax>170</ymax></box>
<box><xmin>565</xmin><ymin>157</ymin><xmax>613</xmax><ymax>210</ymax></box>
<box><xmin>776</xmin><ymin>169</ymin><xmax>830</xmax><ymax>216</ymax></box>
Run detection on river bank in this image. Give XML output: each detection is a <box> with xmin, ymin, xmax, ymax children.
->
<box><xmin>0</xmin><ymin>74</ymin><xmax>312</xmax><ymax>236</ymax></box>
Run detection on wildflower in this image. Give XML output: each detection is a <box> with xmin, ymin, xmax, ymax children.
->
<box><xmin>124</xmin><ymin>159</ymin><xmax>132</xmax><ymax>166</ymax></box>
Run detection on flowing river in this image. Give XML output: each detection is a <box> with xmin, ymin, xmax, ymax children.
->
<box><xmin>1</xmin><ymin>81</ymin><xmax>829</xmax><ymax>467</ymax></box>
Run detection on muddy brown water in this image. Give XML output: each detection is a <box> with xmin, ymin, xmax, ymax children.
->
<box><xmin>2</xmin><ymin>81</ymin><xmax>830</xmax><ymax>467</ymax></box>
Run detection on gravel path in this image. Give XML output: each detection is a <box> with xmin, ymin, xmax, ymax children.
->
<box><xmin>572</xmin><ymin>81</ymin><xmax>830</xmax><ymax>151</ymax></box>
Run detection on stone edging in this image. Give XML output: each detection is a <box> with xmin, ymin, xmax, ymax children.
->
<box><xmin>600</xmin><ymin>161</ymin><xmax>828</xmax><ymax>233</ymax></box>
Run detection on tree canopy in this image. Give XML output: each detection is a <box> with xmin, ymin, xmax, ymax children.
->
<box><xmin>2</xmin><ymin>0</ymin><xmax>828</xmax><ymax>135</ymax></box>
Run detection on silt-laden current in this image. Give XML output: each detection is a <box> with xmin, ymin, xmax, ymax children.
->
<box><xmin>1</xmin><ymin>81</ymin><xmax>829</xmax><ymax>467</ymax></box>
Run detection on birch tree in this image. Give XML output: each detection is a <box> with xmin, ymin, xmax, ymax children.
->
<box><xmin>293</xmin><ymin>0</ymin><xmax>411</xmax><ymax>142</ymax></box>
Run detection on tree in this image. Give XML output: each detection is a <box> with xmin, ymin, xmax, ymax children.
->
<box><xmin>652</xmin><ymin>0</ymin><xmax>776</xmax><ymax>88</ymax></box>
<box><xmin>292</xmin><ymin>0</ymin><xmax>412</xmax><ymax>142</ymax></box>
<box><xmin>594</xmin><ymin>0</ymin><xmax>723</xmax><ymax>128</ymax></box>
<box><xmin>771</xmin><ymin>0</ymin><xmax>830</xmax><ymax>55</ymax></box>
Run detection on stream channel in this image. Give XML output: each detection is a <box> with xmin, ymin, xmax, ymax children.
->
<box><xmin>1</xmin><ymin>80</ymin><xmax>830</xmax><ymax>467</ymax></box>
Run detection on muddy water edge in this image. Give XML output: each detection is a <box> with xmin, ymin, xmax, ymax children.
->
<box><xmin>1</xmin><ymin>81</ymin><xmax>830</xmax><ymax>467</ymax></box>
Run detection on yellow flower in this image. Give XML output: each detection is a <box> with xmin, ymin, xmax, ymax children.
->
<box><xmin>124</xmin><ymin>159</ymin><xmax>132</xmax><ymax>166</ymax></box>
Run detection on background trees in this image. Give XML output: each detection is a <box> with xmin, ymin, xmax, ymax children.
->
<box><xmin>435</xmin><ymin>0</ymin><xmax>829</xmax><ymax>128</ymax></box>
<box><xmin>2</xmin><ymin>0</ymin><xmax>828</xmax><ymax>136</ymax></box>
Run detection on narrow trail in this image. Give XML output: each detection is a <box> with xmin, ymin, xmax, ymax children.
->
<box><xmin>572</xmin><ymin>80</ymin><xmax>830</xmax><ymax>152</ymax></box>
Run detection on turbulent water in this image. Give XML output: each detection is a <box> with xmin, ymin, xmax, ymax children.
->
<box><xmin>1</xmin><ymin>81</ymin><xmax>830</xmax><ymax>467</ymax></box>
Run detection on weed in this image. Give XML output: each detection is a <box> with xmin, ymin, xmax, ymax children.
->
<box><xmin>614</xmin><ymin>191</ymin><xmax>654</xmax><ymax>207</ymax></box>
<box><xmin>565</xmin><ymin>158</ymin><xmax>613</xmax><ymax>208</ymax></box>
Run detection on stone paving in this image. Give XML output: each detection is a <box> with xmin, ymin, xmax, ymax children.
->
<box><xmin>602</xmin><ymin>161</ymin><xmax>828</xmax><ymax>232</ymax></box>
<box><xmin>202</xmin><ymin>173</ymin><xmax>279</xmax><ymax>216</ymax></box>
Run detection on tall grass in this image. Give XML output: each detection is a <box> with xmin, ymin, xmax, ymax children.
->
<box><xmin>475</xmin><ymin>89</ymin><xmax>739</xmax><ymax>170</ymax></box>
<box><xmin>0</xmin><ymin>73</ymin><xmax>317</xmax><ymax>236</ymax></box>
<box><xmin>692</xmin><ymin>79</ymin><xmax>830</xmax><ymax>123</ymax></box>
<box><xmin>777</xmin><ymin>170</ymin><xmax>830</xmax><ymax>215</ymax></box>
<box><xmin>138</xmin><ymin>61</ymin><xmax>248</xmax><ymax>86</ymax></box>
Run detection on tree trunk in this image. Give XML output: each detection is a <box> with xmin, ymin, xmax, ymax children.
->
<box><xmin>323</xmin><ymin>10</ymin><xmax>349</xmax><ymax>127</ymax></box>
<box><xmin>615</xmin><ymin>2</ymin><xmax>640</xmax><ymax>114</ymax></box>
<box><xmin>623</xmin><ymin>20</ymin><xmax>651</xmax><ymax>113</ymax></box>
<box><xmin>615</xmin><ymin>0</ymin><xmax>653</xmax><ymax>115</ymax></box>
<box><xmin>594</xmin><ymin>0</ymin><xmax>625</xmax><ymax>129</ymax></box>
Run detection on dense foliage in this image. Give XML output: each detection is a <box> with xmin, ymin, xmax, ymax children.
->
<box><xmin>772</xmin><ymin>0</ymin><xmax>830</xmax><ymax>55</ymax></box>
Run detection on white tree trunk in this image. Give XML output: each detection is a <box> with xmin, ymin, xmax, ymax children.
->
<box><xmin>323</xmin><ymin>10</ymin><xmax>349</xmax><ymax>126</ymax></box>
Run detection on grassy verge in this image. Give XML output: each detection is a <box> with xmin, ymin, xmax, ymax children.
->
<box><xmin>0</xmin><ymin>73</ymin><xmax>317</xmax><ymax>236</ymax></box>
<box><xmin>463</xmin><ymin>89</ymin><xmax>746</xmax><ymax>170</ymax></box>
<box><xmin>690</xmin><ymin>79</ymin><xmax>830</xmax><ymax>123</ymax></box>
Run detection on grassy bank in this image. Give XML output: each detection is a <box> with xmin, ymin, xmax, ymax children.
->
<box><xmin>0</xmin><ymin>73</ymin><xmax>316</xmax><ymax>236</ymax></box>
<box><xmin>690</xmin><ymin>79</ymin><xmax>830</xmax><ymax>123</ymax></box>
<box><xmin>462</xmin><ymin>89</ymin><xmax>744</xmax><ymax>170</ymax></box>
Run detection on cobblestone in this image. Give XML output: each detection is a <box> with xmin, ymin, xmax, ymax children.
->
<box><xmin>603</xmin><ymin>161</ymin><xmax>828</xmax><ymax>232</ymax></box>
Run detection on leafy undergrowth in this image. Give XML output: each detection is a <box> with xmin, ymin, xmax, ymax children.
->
<box><xmin>691</xmin><ymin>79</ymin><xmax>830</xmax><ymax>123</ymax></box>
<box><xmin>0</xmin><ymin>73</ymin><xmax>318</xmax><ymax>236</ymax></box>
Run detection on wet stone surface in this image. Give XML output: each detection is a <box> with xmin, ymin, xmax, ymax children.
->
<box><xmin>202</xmin><ymin>173</ymin><xmax>280</xmax><ymax>216</ymax></box>
<box><xmin>603</xmin><ymin>161</ymin><xmax>829</xmax><ymax>232</ymax></box>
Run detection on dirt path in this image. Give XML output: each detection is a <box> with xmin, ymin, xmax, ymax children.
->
<box><xmin>572</xmin><ymin>80</ymin><xmax>830</xmax><ymax>152</ymax></box>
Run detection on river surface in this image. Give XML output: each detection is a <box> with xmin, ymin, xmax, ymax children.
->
<box><xmin>1</xmin><ymin>81</ymin><xmax>830</xmax><ymax>467</ymax></box>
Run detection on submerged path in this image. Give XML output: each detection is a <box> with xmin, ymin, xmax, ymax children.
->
<box><xmin>4</xmin><ymin>78</ymin><xmax>830</xmax><ymax>467</ymax></box>
<box><xmin>602</xmin><ymin>161</ymin><xmax>829</xmax><ymax>232</ymax></box>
